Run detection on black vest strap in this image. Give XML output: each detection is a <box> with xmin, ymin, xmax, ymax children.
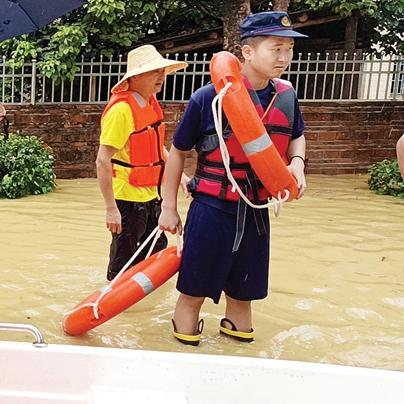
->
<box><xmin>131</xmin><ymin>120</ymin><xmax>163</xmax><ymax>134</ymax></box>
<box><xmin>231</xmin><ymin>180</ymin><xmax>268</xmax><ymax>253</ymax></box>
<box><xmin>194</xmin><ymin>166</ymin><xmax>250</xmax><ymax>188</ymax></box>
<box><xmin>111</xmin><ymin>159</ymin><xmax>164</xmax><ymax>168</ymax></box>
<box><xmin>265</xmin><ymin>124</ymin><xmax>293</xmax><ymax>135</ymax></box>
<box><xmin>232</xmin><ymin>192</ymin><xmax>248</xmax><ymax>252</ymax></box>
<box><xmin>198</xmin><ymin>158</ymin><xmax>251</xmax><ymax>170</ymax></box>
<box><xmin>111</xmin><ymin>158</ymin><xmax>133</xmax><ymax>168</ymax></box>
<box><xmin>194</xmin><ymin>165</ymin><xmax>266</xmax><ymax>205</ymax></box>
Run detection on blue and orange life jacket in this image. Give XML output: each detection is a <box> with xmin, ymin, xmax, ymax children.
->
<box><xmin>188</xmin><ymin>77</ymin><xmax>296</xmax><ymax>202</ymax></box>
<box><xmin>101</xmin><ymin>91</ymin><xmax>165</xmax><ymax>188</ymax></box>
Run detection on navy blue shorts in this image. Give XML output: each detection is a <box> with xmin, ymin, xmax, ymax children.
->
<box><xmin>176</xmin><ymin>198</ymin><xmax>270</xmax><ymax>304</ymax></box>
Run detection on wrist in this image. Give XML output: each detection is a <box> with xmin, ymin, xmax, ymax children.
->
<box><xmin>161</xmin><ymin>202</ymin><xmax>177</xmax><ymax>211</ymax></box>
<box><xmin>290</xmin><ymin>155</ymin><xmax>306</xmax><ymax>167</ymax></box>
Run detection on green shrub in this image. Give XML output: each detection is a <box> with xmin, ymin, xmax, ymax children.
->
<box><xmin>368</xmin><ymin>159</ymin><xmax>404</xmax><ymax>198</ymax></box>
<box><xmin>0</xmin><ymin>134</ymin><xmax>56</xmax><ymax>199</ymax></box>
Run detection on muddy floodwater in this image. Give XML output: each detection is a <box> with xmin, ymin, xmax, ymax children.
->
<box><xmin>0</xmin><ymin>175</ymin><xmax>403</xmax><ymax>371</ymax></box>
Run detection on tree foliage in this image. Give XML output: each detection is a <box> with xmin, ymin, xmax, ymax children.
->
<box><xmin>292</xmin><ymin>0</ymin><xmax>377</xmax><ymax>16</ymax></box>
<box><xmin>368</xmin><ymin>159</ymin><xmax>404</xmax><ymax>198</ymax></box>
<box><xmin>0</xmin><ymin>134</ymin><xmax>56</xmax><ymax>199</ymax></box>
<box><xmin>292</xmin><ymin>0</ymin><xmax>404</xmax><ymax>54</ymax></box>
<box><xmin>0</xmin><ymin>0</ymin><xmax>402</xmax><ymax>81</ymax></box>
<box><xmin>370</xmin><ymin>0</ymin><xmax>404</xmax><ymax>54</ymax></box>
<box><xmin>0</xmin><ymin>0</ymin><xmax>221</xmax><ymax>81</ymax></box>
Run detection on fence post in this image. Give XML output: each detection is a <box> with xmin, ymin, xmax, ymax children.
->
<box><xmin>31</xmin><ymin>59</ymin><xmax>37</xmax><ymax>105</ymax></box>
<box><xmin>1</xmin><ymin>56</ymin><xmax>5</xmax><ymax>103</ymax></box>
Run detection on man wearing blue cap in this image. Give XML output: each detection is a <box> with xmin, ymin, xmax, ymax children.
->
<box><xmin>159</xmin><ymin>11</ymin><xmax>308</xmax><ymax>345</ymax></box>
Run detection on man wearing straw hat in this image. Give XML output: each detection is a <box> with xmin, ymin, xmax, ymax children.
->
<box><xmin>96</xmin><ymin>45</ymin><xmax>188</xmax><ymax>281</ymax></box>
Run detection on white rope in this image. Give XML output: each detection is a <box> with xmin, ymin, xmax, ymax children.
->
<box><xmin>211</xmin><ymin>83</ymin><xmax>289</xmax><ymax>216</ymax></box>
<box><xmin>64</xmin><ymin>225</ymin><xmax>183</xmax><ymax>320</ymax></box>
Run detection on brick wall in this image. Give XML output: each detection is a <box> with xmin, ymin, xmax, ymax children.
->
<box><xmin>2</xmin><ymin>101</ymin><xmax>403</xmax><ymax>178</ymax></box>
<box><xmin>5</xmin><ymin>104</ymin><xmax>102</xmax><ymax>179</ymax></box>
<box><xmin>301</xmin><ymin>102</ymin><xmax>404</xmax><ymax>174</ymax></box>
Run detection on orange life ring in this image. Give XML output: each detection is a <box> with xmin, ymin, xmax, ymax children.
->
<box><xmin>63</xmin><ymin>247</ymin><xmax>180</xmax><ymax>336</ymax></box>
<box><xmin>210</xmin><ymin>51</ymin><xmax>299</xmax><ymax>201</ymax></box>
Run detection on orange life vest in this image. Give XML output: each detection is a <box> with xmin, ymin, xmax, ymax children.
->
<box><xmin>208</xmin><ymin>51</ymin><xmax>299</xmax><ymax>201</ymax></box>
<box><xmin>190</xmin><ymin>77</ymin><xmax>296</xmax><ymax>202</ymax></box>
<box><xmin>101</xmin><ymin>91</ymin><xmax>165</xmax><ymax>188</ymax></box>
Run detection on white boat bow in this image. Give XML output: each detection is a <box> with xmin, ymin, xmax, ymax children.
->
<box><xmin>0</xmin><ymin>323</ymin><xmax>403</xmax><ymax>404</ymax></box>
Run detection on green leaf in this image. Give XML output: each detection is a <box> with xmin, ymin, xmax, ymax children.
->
<box><xmin>0</xmin><ymin>134</ymin><xmax>56</xmax><ymax>199</ymax></box>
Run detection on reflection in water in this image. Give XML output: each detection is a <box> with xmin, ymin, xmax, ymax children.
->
<box><xmin>0</xmin><ymin>175</ymin><xmax>403</xmax><ymax>371</ymax></box>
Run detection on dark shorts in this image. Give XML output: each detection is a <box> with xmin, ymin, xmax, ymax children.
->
<box><xmin>177</xmin><ymin>198</ymin><xmax>270</xmax><ymax>304</ymax></box>
<box><xmin>107</xmin><ymin>198</ymin><xmax>168</xmax><ymax>281</ymax></box>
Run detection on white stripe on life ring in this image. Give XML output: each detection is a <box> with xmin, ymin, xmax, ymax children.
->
<box><xmin>242</xmin><ymin>133</ymin><xmax>272</xmax><ymax>156</ymax></box>
<box><xmin>131</xmin><ymin>272</ymin><xmax>154</xmax><ymax>295</ymax></box>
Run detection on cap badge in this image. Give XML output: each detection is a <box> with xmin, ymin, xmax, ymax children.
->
<box><xmin>281</xmin><ymin>16</ymin><xmax>291</xmax><ymax>27</ymax></box>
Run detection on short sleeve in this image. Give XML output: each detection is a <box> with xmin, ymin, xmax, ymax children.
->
<box><xmin>100</xmin><ymin>102</ymin><xmax>134</xmax><ymax>149</ymax></box>
<box><xmin>172</xmin><ymin>97</ymin><xmax>203</xmax><ymax>151</ymax></box>
<box><xmin>292</xmin><ymin>98</ymin><xmax>305</xmax><ymax>140</ymax></box>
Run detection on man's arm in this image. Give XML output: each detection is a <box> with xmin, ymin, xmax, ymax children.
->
<box><xmin>96</xmin><ymin>144</ymin><xmax>122</xmax><ymax>234</ymax></box>
<box><xmin>397</xmin><ymin>134</ymin><xmax>404</xmax><ymax>180</ymax></box>
<box><xmin>287</xmin><ymin>135</ymin><xmax>307</xmax><ymax>199</ymax></box>
<box><xmin>163</xmin><ymin>146</ymin><xmax>190</xmax><ymax>196</ymax></box>
<box><xmin>159</xmin><ymin>145</ymin><xmax>188</xmax><ymax>234</ymax></box>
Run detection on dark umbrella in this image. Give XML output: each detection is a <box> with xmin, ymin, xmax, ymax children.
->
<box><xmin>0</xmin><ymin>0</ymin><xmax>87</xmax><ymax>41</ymax></box>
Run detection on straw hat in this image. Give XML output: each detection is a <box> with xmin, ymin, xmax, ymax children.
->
<box><xmin>112</xmin><ymin>45</ymin><xmax>188</xmax><ymax>93</ymax></box>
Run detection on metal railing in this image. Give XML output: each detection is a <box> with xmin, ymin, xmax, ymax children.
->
<box><xmin>1</xmin><ymin>52</ymin><xmax>403</xmax><ymax>104</ymax></box>
<box><xmin>0</xmin><ymin>322</ymin><xmax>47</xmax><ymax>347</ymax></box>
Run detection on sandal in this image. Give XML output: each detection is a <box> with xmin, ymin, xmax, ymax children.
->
<box><xmin>172</xmin><ymin>318</ymin><xmax>204</xmax><ymax>346</ymax></box>
<box><xmin>219</xmin><ymin>318</ymin><xmax>255</xmax><ymax>343</ymax></box>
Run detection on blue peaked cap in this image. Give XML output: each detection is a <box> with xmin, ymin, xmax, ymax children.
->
<box><xmin>240</xmin><ymin>11</ymin><xmax>308</xmax><ymax>39</ymax></box>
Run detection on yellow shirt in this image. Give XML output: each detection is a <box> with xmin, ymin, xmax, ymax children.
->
<box><xmin>99</xmin><ymin>101</ymin><xmax>158</xmax><ymax>202</ymax></box>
